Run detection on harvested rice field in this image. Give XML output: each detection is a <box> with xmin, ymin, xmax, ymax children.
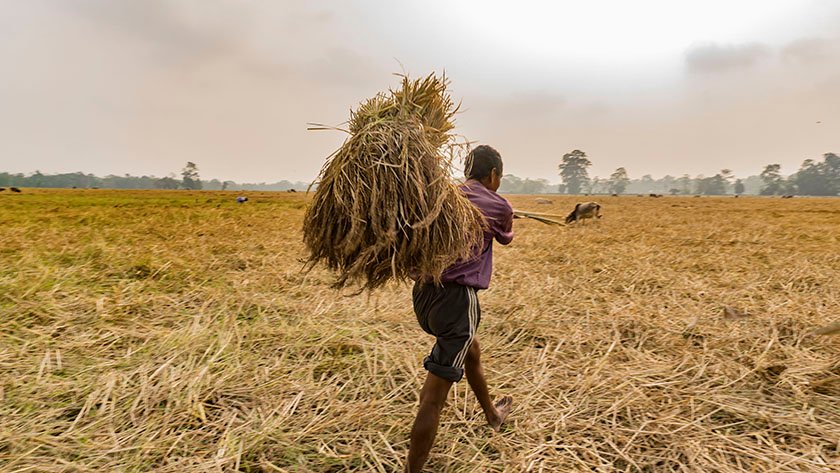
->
<box><xmin>1</xmin><ymin>189</ymin><xmax>839</xmax><ymax>472</ymax></box>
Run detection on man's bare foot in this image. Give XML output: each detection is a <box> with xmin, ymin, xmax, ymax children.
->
<box><xmin>487</xmin><ymin>395</ymin><xmax>513</xmax><ymax>432</ymax></box>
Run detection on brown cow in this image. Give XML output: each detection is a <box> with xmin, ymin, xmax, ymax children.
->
<box><xmin>565</xmin><ymin>202</ymin><xmax>602</xmax><ymax>224</ymax></box>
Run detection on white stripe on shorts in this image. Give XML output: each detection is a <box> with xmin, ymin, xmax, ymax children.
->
<box><xmin>453</xmin><ymin>287</ymin><xmax>477</xmax><ymax>369</ymax></box>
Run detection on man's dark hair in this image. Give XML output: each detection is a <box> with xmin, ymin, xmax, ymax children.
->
<box><xmin>465</xmin><ymin>145</ymin><xmax>503</xmax><ymax>180</ymax></box>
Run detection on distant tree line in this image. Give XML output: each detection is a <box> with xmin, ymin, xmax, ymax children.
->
<box><xmin>497</xmin><ymin>175</ymin><xmax>553</xmax><ymax>194</ymax></box>
<box><xmin>546</xmin><ymin>150</ymin><xmax>839</xmax><ymax>196</ymax></box>
<box><xmin>5</xmin><ymin>152</ymin><xmax>838</xmax><ymax>196</ymax></box>
<box><xmin>0</xmin><ymin>162</ymin><xmax>310</xmax><ymax>192</ymax></box>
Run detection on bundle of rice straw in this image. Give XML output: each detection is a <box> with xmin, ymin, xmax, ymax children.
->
<box><xmin>303</xmin><ymin>73</ymin><xmax>484</xmax><ymax>291</ymax></box>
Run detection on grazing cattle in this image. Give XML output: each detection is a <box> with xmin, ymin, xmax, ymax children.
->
<box><xmin>611</xmin><ymin>193</ymin><xmax>618</xmax><ymax>197</ymax></box>
<box><xmin>781</xmin><ymin>195</ymin><xmax>794</xmax><ymax>199</ymax></box>
<box><xmin>287</xmin><ymin>189</ymin><xmax>297</xmax><ymax>193</ymax></box>
<box><xmin>565</xmin><ymin>202</ymin><xmax>602</xmax><ymax>224</ymax></box>
<box><xmin>649</xmin><ymin>193</ymin><xmax>663</xmax><ymax>198</ymax></box>
<box><xmin>10</xmin><ymin>187</ymin><xmax>21</xmax><ymax>193</ymax></box>
<box><xmin>534</xmin><ymin>198</ymin><xmax>553</xmax><ymax>205</ymax></box>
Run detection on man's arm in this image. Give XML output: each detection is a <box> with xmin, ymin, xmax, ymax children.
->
<box><xmin>494</xmin><ymin>202</ymin><xmax>514</xmax><ymax>245</ymax></box>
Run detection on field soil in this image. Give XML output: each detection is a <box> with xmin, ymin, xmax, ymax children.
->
<box><xmin>1</xmin><ymin>189</ymin><xmax>839</xmax><ymax>472</ymax></box>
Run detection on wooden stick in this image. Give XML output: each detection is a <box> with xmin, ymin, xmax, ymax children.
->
<box><xmin>513</xmin><ymin>210</ymin><xmax>565</xmax><ymax>219</ymax></box>
<box><xmin>514</xmin><ymin>210</ymin><xmax>565</xmax><ymax>226</ymax></box>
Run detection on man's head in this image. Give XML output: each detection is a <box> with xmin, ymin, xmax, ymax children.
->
<box><xmin>465</xmin><ymin>145</ymin><xmax>503</xmax><ymax>191</ymax></box>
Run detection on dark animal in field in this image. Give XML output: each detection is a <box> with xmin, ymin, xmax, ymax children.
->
<box><xmin>288</xmin><ymin>189</ymin><xmax>297</xmax><ymax>193</ymax></box>
<box><xmin>0</xmin><ymin>188</ymin><xmax>5</xmax><ymax>192</ymax></box>
<box><xmin>611</xmin><ymin>193</ymin><xmax>618</xmax><ymax>197</ymax></box>
<box><xmin>649</xmin><ymin>193</ymin><xmax>662</xmax><ymax>198</ymax></box>
<box><xmin>10</xmin><ymin>187</ymin><xmax>21</xmax><ymax>193</ymax></box>
<box><xmin>781</xmin><ymin>195</ymin><xmax>794</xmax><ymax>199</ymax></box>
<box><xmin>534</xmin><ymin>198</ymin><xmax>553</xmax><ymax>205</ymax></box>
<box><xmin>565</xmin><ymin>202</ymin><xmax>601</xmax><ymax>225</ymax></box>
<box><xmin>237</xmin><ymin>196</ymin><xmax>248</xmax><ymax>204</ymax></box>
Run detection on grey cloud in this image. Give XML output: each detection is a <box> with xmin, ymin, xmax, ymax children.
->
<box><xmin>782</xmin><ymin>37</ymin><xmax>839</xmax><ymax>63</ymax></box>
<box><xmin>59</xmin><ymin>0</ymin><xmax>250</xmax><ymax>65</ymax></box>
<box><xmin>685</xmin><ymin>43</ymin><xmax>770</xmax><ymax>73</ymax></box>
<box><xmin>4</xmin><ymin>1</ymin><xmax>839</xmax><ymax>183</ymax></box>
<box><xmin>58</xmin><ymin>1</ymin><xmax>358</xmax><ymax>84</ymax></box>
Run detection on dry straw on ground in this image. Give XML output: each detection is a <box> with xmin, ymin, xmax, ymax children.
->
<box><xmin>303</xmin><ymin>73</ymin><xmax>484</xmax><ymax>291</ymax></box>
<box><xmin>1</xmin><ymin>190</ymin><xmax>839</xmax><ymax>472</ymax></box>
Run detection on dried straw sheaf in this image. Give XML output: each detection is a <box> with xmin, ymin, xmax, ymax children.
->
<box><xmin>303</xmin><ymin>74</ymin><xmax>484</xmax><ymax>291</ymax></box>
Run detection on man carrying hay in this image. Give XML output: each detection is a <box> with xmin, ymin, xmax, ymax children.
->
<box><xmin>407</xmin><ymin>145</ymin><xmax>514</xmax><ymax>472</ymax></box>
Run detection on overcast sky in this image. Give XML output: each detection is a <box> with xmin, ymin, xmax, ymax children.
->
<box><xmin>0</xmin><ymin>0</ymin><xmax>838</xmax><ymax>182</ymax></box>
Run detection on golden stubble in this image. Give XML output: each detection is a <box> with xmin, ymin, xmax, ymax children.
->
<box><xmin>0</xmin><ymin>189</ymin><xmax>838</xmax><ymax>472</ymax></box>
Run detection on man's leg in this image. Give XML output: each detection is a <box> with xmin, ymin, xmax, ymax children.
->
<box><xmin>406</xmin><ymin>372</ymin><xmax>453</xmax><ymax>473</ymax></box>
<box><xmin>464</xmin><ymin>337</ymin><xmax>512</xmax><ymax>431</ymax></box>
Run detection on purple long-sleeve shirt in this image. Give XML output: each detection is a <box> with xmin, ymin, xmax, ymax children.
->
<box><xmin>440</xmin><ymin>180</ymin><xmax>514</xmax><ymax>289</ymax></box>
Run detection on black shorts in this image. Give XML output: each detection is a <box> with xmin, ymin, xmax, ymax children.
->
<box><xmin>412</xmin><ymin>281</ymin><xmax>480</xmax><ymax>382</ymax></box>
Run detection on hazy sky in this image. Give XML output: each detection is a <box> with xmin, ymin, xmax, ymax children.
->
<box><xmin>1</xmin><ymin>0</ymin><xmax>838</xmax><ymax>182</ymax></box>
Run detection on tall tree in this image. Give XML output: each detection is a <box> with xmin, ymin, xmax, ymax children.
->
<box><xmin>793</xmin><ymin>154</ymin><xmax>839</xmax><ymax>196</ymax></box>
<box><xmin>822</xmin><ymin>152</ymin><xmax>840</xmax><ymax>194</ymax></box>
<box><xmin>608</xmin><ymin>167</ymin><xmax>629</xmax><ymax>194</ymax></box>
<box><xmin>711</xmin><ymin>174</ymin><xmax>727</xmax><ymax>195</ymax></box>
<box><xmin>558</xmin><ymin>149</ymin><xmax>591</xmax><ymax>194</ymax></box>
<box><xmin>734</xmin><ymin>179</ymin><xmax>745</xmax><ymax>195</ymax></box>
<box><xmin>181</xmin><ymin>162</ymin><xmax>202</xmax><ymax>190</ymax></box>
<box><xmin>695</xmin><ymin>173</ymin><xmax>727</xmax><ymax>195</ymax></box>
<box><xmin>759</xmin><ymin>164</ymin><xmax>785</xmax><ymax>195</ymax></box>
